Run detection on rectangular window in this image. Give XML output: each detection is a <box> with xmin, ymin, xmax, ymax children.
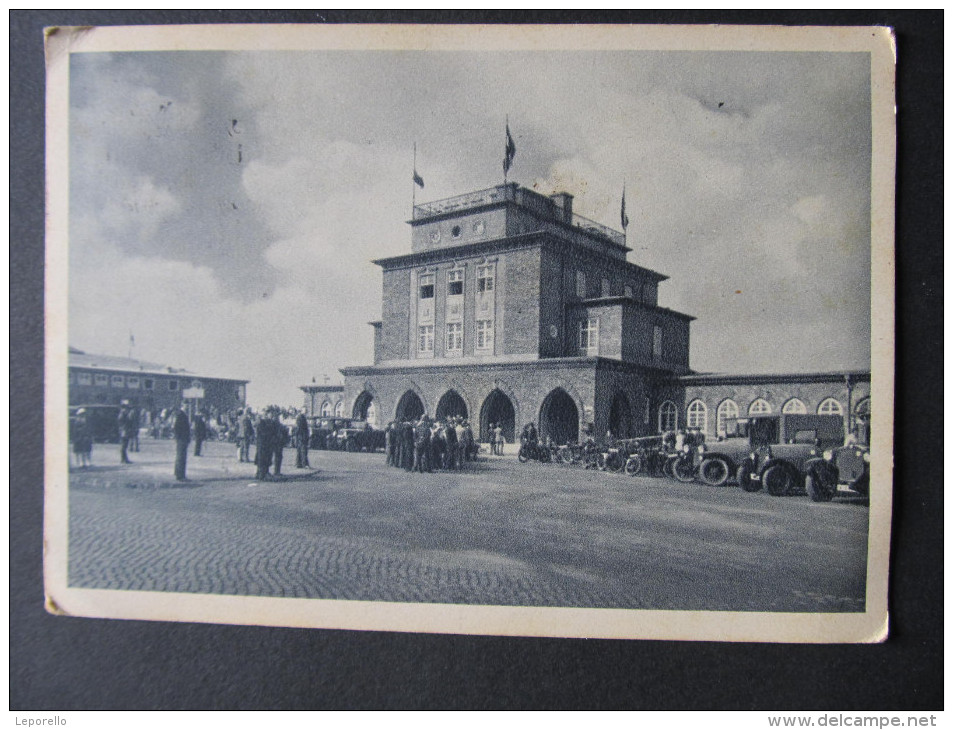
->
<box><xmin>418</xmin><ymin>325</ymin><xmax>434</xmax><ymax>353</ymax></box>
<box><xmin>579</xmin><ymin>318</ymin><xmax>599</xmax><ymax>355</ymax></box>
<box><xmin>576</xmin><ymin>271</ymin><xmax>587</xmax><ymax>298</ymax></box>
<box><xmin>477</xmin><ymin>264</ymin><xmax>494</xmax><ymax>293</ymax></box>
<box><xmin>126</xmin><ymin>376</ymin><xmax>140</xmax><ymax>389</ymax></box>
<box><xmin>111</xmin><ymin>374</ymin><xmax>125</xmax><ymax>387</ymax></box>
<box><xmin>445</xmin><ymin>322</ymin><xmax>463</xmax><ymax>352</ymax></box>
<box><xmin>78</xmin><ymin>372</ymin><xmax>92</xmax><ymax>385</ymax></box>
<box><xmin>448</xmin><ymin>269</ymin><xmax>464</xmax><ymax>296</ymax></box>
<box><xmin>143</xmin><ymin>378</ymin><xmax>154</xmax><ymax>390</ymax></box>
<box><xmin>476</xmin><ymin>320</ymin><xmax>494</xmax><ymax>350</ymax></box>
<box><xmin>601</xmin><ymin>278</ymin><xmax>610</xmax><ymax>298</ymax></box>
<box><xmin>94</xmin><ymin>373</ymin><xmax>108</xmax><ymax>386</ymax></box>
<box><xmin>653</xmin><ymin>325</ymin><xmax>663</xmax><ymax>361</ymax></box>
<box><xmin>168</xmin><ymin>379</ymin><xmax>179</xmax><ymax>391</ymax></box>
<box><xmin>419</xmin><ymin>273</ymin><xmax>435</xmax><ymax>300</ymax></box>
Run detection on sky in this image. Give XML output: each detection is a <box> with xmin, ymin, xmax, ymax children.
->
<box><xmin>68</xmin><ymin>48</ymin><xmax>872</xmax><ymax>408</ymax></box>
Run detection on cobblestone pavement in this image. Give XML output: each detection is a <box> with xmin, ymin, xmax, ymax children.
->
<box><xmin>67</xmin><ymin>439</ymin><xmax>869</xmax><ymax>611</ymax></box>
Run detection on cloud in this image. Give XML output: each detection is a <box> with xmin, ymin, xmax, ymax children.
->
<box><xmin>67</xmin><ymin>49</ymin><xmax>873</xmax><ymax>407</ymax></box>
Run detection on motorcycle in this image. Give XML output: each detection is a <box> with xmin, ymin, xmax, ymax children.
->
<box><xmin>597</xmin><ymin>443</ymin><xmax>627</xmax><ymax>473</ymax></box>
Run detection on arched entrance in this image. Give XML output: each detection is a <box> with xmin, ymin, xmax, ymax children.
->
<box><xmin>480</xmin><ymin>389</ymin><xmax>515</xmax><ymax>444</ymax></box>
<box><xmin>608</xmin><ymin>392</ymin><xmax>632</xmax><ymax>439</ymax></box>
<box><xmin>539</xmin><ymin>388</ymin><xmax>579</xmax><ymax>445</ymax></box>
<box><xmin>435</xmin><ymin>389</ymin><xmax>468</xmax><ymax>422</ymax></box>
<box><xmin>352</xmin><ymin>391</ymin><xmax>374</xmax><ymax>420</ymax></box>
<box><xmin>395</xmin><ymin>390</ymin><xmax>425</xmax><ymax>422</ymax></box>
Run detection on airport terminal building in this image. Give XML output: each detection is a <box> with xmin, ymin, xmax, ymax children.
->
<box><xmin>341</xmin><ymin>183</ymin><xmax>870</xmax><ymax>443</ymax></box>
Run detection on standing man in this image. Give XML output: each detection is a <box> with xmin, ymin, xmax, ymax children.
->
<box><xmin>130</xmin><ymin>406</ymin><xmax>141</xmax><ymax>452</ymax></box>
<box><xmin>255</xmin><ymin>408</ymin><xmax>275</xmax><ymax>481</ymax></box>
<box><xmin>493</xmin><ymin>423</ymin><xmax>504</xmax><ymax>456</ymax></box>
<box><xmin>273</xmin><ymin>413</ymin><xmax>289</xmax><ymax>476</ymax></box>
<box><xmin>239</xmin><ymin>408</ymin><xmax>254</xmax><ymax>463</ymax></box>
<box><xmin>295</xmin><ymin>411</ymin><xmax>310</xmax><ymax>468</ymax></box>
<box><xmin>117</xmin><ymin>402</ymin><xmax>134</xmax><ymax>464</ymax></box>
<box><xmin>193</xmin><ymin>412</ymin><xmax>207</xmax><ymax>457</ymax></box>
<box><xmin>173</xmin><ymin>404</ymin><xmax>190</xmax><ymax>482</ymax></box>
<box><xmin>488</xmin><ymin>423</ymin><xmax>497</xmax><ymax>457</ymax></box>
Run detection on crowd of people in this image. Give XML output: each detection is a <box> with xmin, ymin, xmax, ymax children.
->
<box><xmin>383</xmin><ymin>415</ymin><xmax>478</xmax><ymax>473</ymax></box>
<box><xmin>69</xmin><ymin>402</ymin><xmax>314</xmax><ymax>483</ymax></box>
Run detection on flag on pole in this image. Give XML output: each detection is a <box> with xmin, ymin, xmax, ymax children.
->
<box><xmin>503</xmin><ymin>122</ymin><xmax>516</xmax><ymax>175</ymax></box>
<box><xmin>621</xmin><ymin>185</ymin><xmax>630</xmax><ymax>231</ymax></box>
<box><xmin>412</xmin><ymin>143</ymin><xmax>425</xmax><ymax>189</ymax></box>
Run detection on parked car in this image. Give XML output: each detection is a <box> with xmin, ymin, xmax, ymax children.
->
<box><xmin>69</xmin><ymin>404</ymin><xmax>120</xmax><ymax>443</ymax></box>
<box><xmin>804</xmin><ymin>441</ymin><xmax>870</xmax><ymax>502</ymax></box>
<box><xmin>733</xmin><ymin>414</ymin><xmax>845</xmax><ymax>496</ymax></box>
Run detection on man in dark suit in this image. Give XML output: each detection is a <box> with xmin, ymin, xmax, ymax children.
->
<box><xmin>294</xmin><ymin>411</ymin><xmax>310</xmax><ymax>468</ymax></box>
<box><xmin>193</xmin><ymin>412</ymin><xmax>207</xmax><ymax>457</ymax></box>
<box><xmin>173</xmin><ymin>406</ymin><xmax>190</xmax><ymax>481</ymax></box>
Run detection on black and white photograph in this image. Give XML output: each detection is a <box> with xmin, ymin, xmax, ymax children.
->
<box><xmin>44</xmin><ymin>23</ymin><xmax>895</xmax><ymax>643</ymax></box>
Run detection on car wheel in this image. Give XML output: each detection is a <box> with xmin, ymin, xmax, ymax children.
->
<box><xmin>518</xmin><ymin>447</ymin><xmax>529</xmax><ymax>463</ymax></box>
<box><xmin>625</xmin><ymin>454</ymin><xmax>643</xmax><ymax>476</ymax></box>
<box><xmin>805</xmin><ymin>470</ymin><xmax>835</xmax><ymax>502</ymax></box>
<box><xmin>700</xmin><ymin>457</ymin><xmax>730</xmax><ymax>487</ymax></box>
<box><xmin>663</xmin><ymin>455</ymin><xmax>677</xmax><ymax>478</ymax></box>
<box><xmin>673</xmin><ymin>457</ymin><xmax>696</xmax><ymax>483</ymax></box>
<box><xmin>738</xmin><ymin>460</ymin><xmax>761</xmax><ymax>492</ymax></box>
<box><xmin>763</xmin><ymin>464</ymin><xmax>797</xmax><ymax>496</ymax></box>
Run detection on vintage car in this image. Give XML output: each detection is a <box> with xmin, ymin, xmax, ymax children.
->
<box><xmin>734</xmin><ymin>414</ymin><xmax>845</xmax><ymax>496</ymax></box>
<box><xmin>696</xmin><ymin>414</ymin><xmax>844</xmax><ymax>494</ymax></box>
<box><xmin>309</xmin><ymin>418</ymin><xmax>385</xmax><ymax>452</ymax></box>
<box><xmin>803</xmin><ymin>441</ymin><xmax>870</xmax><ymax>502</ymax></box>
<box><xmin>69</xmin><ymin>404</ymin><xmax>120</xmax><ymax>443</ymax></box>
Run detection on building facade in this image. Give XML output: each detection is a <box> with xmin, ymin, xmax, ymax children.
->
<box><xmin>300</xmin><ymin>383</ymin><xmax>347</xmax><ymax>418</ymax></box>
<box><xmin>340</xmin><ymin>182</ymin><xmax>872</xmax><ymax>444</ymax></box>
<box><xmin>342</xmin><ymin>184</ymin><xmax>693</xmax><ymax>442</ymax></box>
<box><xmin>68</xmin><ymin>347</ymin><xmax>248</xmax><ymax>417</ymax></box>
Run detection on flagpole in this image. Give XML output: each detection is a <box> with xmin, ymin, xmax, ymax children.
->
<box><xmin>412</xmin><ymin>143</ymin><xmax>417</xmax><ymax>213</ymax></box>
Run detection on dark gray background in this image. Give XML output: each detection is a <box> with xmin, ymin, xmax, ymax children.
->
<box><xmin>11</xmin><ymin>10</ymin><xmax>942</xmax><ymax>710</ymax></box>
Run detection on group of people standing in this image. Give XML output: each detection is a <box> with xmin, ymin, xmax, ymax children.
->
<box><xmin>235</xmin><ymin>407</ymin><xmax>312</xmax><ymax>481</ymax></box>
<box><xmin>384</xmin><ymin>416</ymin><xmax>477</xmax><ymax>473</ymax></box>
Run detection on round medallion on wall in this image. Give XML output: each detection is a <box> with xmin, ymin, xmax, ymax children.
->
<box><xmin>429</xmin><ymin>229</ymin><xmax>441</xmax><ymax>244</ymax></box>
<box><xmin>473</xmin><ymin>220</ymin><xmax>486</xmax><ymax>235</ymax></box>
<box><xmin>550</xmin><ymin>325</ymin><xmax>559</xmax><ymax>339</ymax></box>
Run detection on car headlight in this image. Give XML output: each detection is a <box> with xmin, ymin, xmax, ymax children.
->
<box><xmin>697</xmin><ymin>444</ymin><xmax>706</xmax><ymax>454</ymax></box>
<box><xmin>863</xmin><ymin>452</ymin><xmax>870</xmax><ymax>463</ymax></box>
<box><xmin>682</xmin><ymin>444</ymin><xmax>690</xmax><ymax>453</ymax></box>
<box><xmin>823</xmin><ymin>450</ymin><xmax>833</xmax><ymax>461</ymax></box>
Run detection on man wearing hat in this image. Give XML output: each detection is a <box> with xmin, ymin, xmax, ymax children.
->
<box><xmin>172</xmin><ymin>404</ymin><xmax>190</xmax><ymax>481</ymax></box>
<box><xmin>117</xmin><ymin>401</ymin><xmax>135</xmax><ymax>464</ymax></box>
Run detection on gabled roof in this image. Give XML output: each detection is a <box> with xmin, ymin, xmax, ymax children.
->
<box><xmin>68</xmin><ymin>348</ymin><xmax>248</xmax><ymax>383</ymax></box>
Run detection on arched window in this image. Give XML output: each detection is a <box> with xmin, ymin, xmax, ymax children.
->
<box><xmin>716</xmin><ymin>399</ymin><xmax>739</xmax><ymax>436</ymax></box>
<box><xmin>817</xmin><ymin>398</ymin><xmax>843</xmax><ymax>415</ymax></box>
<box><xmin>854</xmin><ymin>397</ymin><xmax>870</xmax><ymax>418</ymax></box>
<box><xmin>658</xmin><ymin>401</ymin><xmax>678</xmax><ymax>432</ymax></box>
<box><xmin>782</xmin><ymin>398</ymin><xmax>807</xmax><ymax>414</ymax></box>
<box><xmin>334</xmin><ymin>400</ymin><xmax>345</xmax><ymax>417</ymax></box>
<box><xmin>320</xmin><ymin>400</ymin><xmax>332</xmax><ymax>417</ymax></box>
<box><xmin>749</xmin><ymin>398</ymin><xmax>772</xmax><ymax>415</ymax></box>
<box><xmin>686</xmin><ymin>400</ymin><xmax>707</xmax><ymax>433</ymax></box>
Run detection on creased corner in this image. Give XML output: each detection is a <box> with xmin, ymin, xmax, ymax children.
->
<box><xmin>45</xmin><ymin>593</ymin><xmax>70</xmax><ymax>616</ymax></box>
<box><xmin>44</xmin><ymin>26</ymin><xmax>95</xmax><ymax>67</ymax></box>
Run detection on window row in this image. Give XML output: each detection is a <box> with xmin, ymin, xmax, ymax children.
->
<box><xmin>659</xmin><ymin>396</ymin><xmax>850</xmax><ymax>433</ymax></box>
<box><xmin>575</xmin><ymin>270</ymin><xmax>649</xmax><ymax>302</ymax></box>
<box><xmin>69</xmin><ymin>371</ymin><xmax>203</xmax><ymax>392</ymax></box>
<box><xmin>418</xmin><ymin>321</ymin><xmax>495</xmax><ymax>354</ymax></box>
<box><xmin>577</xmin><ymin>318</ymin><xmax>664</xmax><ymax>359</ymax></box>
<box><xmin>418</xmin><ymin>265</ymin><xmax>495</xmax><ymax>301</ymax></box>
<box><xmin>319</xmin><ymin>400</ymin><xmax>346</xmax><ymax>418</ymax></box>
